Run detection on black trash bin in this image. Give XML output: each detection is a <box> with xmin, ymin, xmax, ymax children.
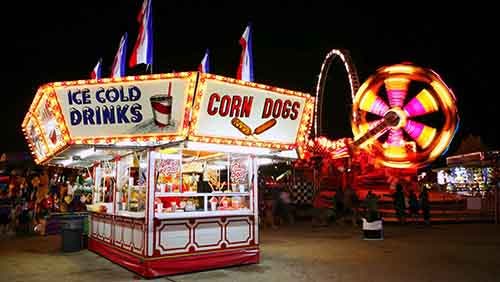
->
<box><xmin>61</xmin><ymin>218</ymin><xmax>83</xmax><ymax>252</ymax></box>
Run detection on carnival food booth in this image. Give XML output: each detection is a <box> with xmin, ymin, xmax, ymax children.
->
<box><xmin>22</xmin><ymin>72</ymin><xmax>314</xmax><ymax>277</ymax></box>
<box><xmin>432</xmin><ymin>151</ymin><xmax>499</xmax><ymax>213</ymax></box>
<box><xmin>437</xmin><ymin>151</ymin><xmax>498</xmax><ymax>195</ymax></box>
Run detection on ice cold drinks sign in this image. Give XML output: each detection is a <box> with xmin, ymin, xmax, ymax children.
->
<box><xmin>54</xmin><ymin>78</ymin><xmax>191</xmax><ymax>138</ymax></box>
<box><xmin>66</xmin><ymin>85</ymin><xmax>144</xmax><ymax>126</ymax></box>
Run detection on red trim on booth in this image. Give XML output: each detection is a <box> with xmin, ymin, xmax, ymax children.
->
<box><xmin>146</xmin><ymin>247</ymin><xmax>259</xmax><ymax>278</ymax></box>
<box><xmin>89</xmin><ymin>238</ymin><xmax>148</xmax><ymax>277</ymax></box>
<box><xmin>89</xmin><ymin>238</ymin><xmax>259</xmax><ymax>278</ymax></box>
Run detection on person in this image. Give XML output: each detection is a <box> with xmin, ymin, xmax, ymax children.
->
<box><xmin>334</xmin><ymin>186</ymin><xmax>344</xmax><ymax>221</ymax></box>
<box><xmin>0</xmin><ymin>191</ymin><xmax>12</xmax><ymax>236</ymax></box>
<box><xmin>393</xmin><ymin>183</ymin><xmax>406</xmax><ymax>224</ymax></box>
<box><xmin>408</xmin><ymin>190</ymin><xmax>419</xmax><ymax>224</ymax></box>
<box><xmin>279</xmin><ymin>186</ymin><xmax>294</xmax><ymax>225</ymax></box>
<box><xmin>18</xmin><ymin>197</ymin><xmax>31</xmax><ymax>234</ymax></box>
<box><xmin>312</xmin><ymin>193</ymin><xmax>331</xmax><ymax>227</ymax></box>
<box><xmin>362</xmin><ymin>190</ymin><xmax>380</xmax><ymax>222</ymax></box>
<box><xmin>271</xmin><ymin>185</ymin><xmax>283</xmax><ymax>228</ymax></box>
<box><xmin>420</xmin><ymin>187</ymin><xmax>431</xmax><ymax>225</ymax></box>
<box><xmin>352</xmin><ymin>190</ymin><xmax>361</xmax><ymax>225</ymax></box>
<box><xmin>34</xmin><ymin>192</ymin><xmax>51</xmax><ymax>236</ymax></box>
<box><xmin>343</xmin><ymin>185</ymin><xmax>358</xmax><ymax>226</ymax></box>
<box><xmin>262</xmin><ymin>199</ymin><xmax>276</xmax><ymax>229</ymax></box>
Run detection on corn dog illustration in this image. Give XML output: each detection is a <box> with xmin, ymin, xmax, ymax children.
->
<box><xmin>254</xmin><ymin>119</ymin><xmax>277</xmax><ymax>135</ymax></box>
<box><xmin>231</xmin><ymin>118</ymin><xmax>252</xmax><ymax>136</ymax></box>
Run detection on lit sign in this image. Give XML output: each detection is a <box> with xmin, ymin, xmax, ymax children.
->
<box><xmin>36</xmin><ymin>95</ymin><xmax>64</xmax><ymax>149</ymax></box>
<box><xmin>189</xmin><ymin>74</ymin><xmax>315</xmax><ymax>148</ymax></box>
<box><xmin>55</xmin><ymin>77</ymin><xmax>194</xmax><ymax>138</ymax></box>
<box><xmin>22</xmin><ymin>73</ymin><xmax>314</xmax><ymax>164</ymax></box>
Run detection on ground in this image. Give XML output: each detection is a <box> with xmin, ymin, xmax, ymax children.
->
<box><xmin>1</xmin><ymin>222</ymin><xmax>500</xmax><ymax>282</ymax></box>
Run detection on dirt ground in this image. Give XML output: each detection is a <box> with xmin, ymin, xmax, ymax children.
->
<box><xmin>1</xmin><ymin>222</ymin><xmax>500</xmax><ymax>282</ymax></box>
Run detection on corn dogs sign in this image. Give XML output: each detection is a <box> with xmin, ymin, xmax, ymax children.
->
<box><xmin>190</xmin><ymin>75</ymin><xmax>314</xmax><ymax>147</ymax></box>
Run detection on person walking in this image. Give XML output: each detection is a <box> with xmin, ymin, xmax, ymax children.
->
<box><xmin>271</xmin><ymin>185</ymin><xmax>283</xmax><ymax>228</ymax></box>
<box><xmin>362</xmin><ymin>190</ymin><xmax>380</xmax><ymax>222</ymax></box>
<box><xmin>0</xmin><ymin>191</ymin><xmax>12</xmax><ymax>236</ymax></box>
<box><xmin>393</xmin><ymin>183</ymin><xmax>407</xmax><ymax>224</ymax></box>
<box><xmin>343</xmin><ymin>185</ymin><xmax>358</xmax><ymax>226</ymax></box>
<box><xmin>408</xmin><ymin>190</ymin><xmax>420</xmax><ymax>224</ymax></box>
<box><xmin>420</xmin><ymin>187</ymin><xmax>431</xmax><ymax>225</ymax></box>
<box><xmin>334</xmin><ymin>186</ymin><xmax>344</xmax><ymax>223</ymax></box>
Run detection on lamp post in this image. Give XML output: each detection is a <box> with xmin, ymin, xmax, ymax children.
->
<box><xmin>495</xmin><ymin>156</ymin><xmax>499</xmax><ymax>224</ymax></box>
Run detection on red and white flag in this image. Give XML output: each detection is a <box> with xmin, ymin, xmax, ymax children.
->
<box><xmin>129</xmin><ymin>0</ymin><xmax>153</xmax><ymax>68</ymax></box>
<box><xmin>236</xmin><ymin>23</ymin><xmax>254</xmax><ymax>82</ymax></box>
<box><xmin>91</xmin><ymin>58</ymin><xmax>102</xmax><ymax>79</ymax></box>
<box><xmin>198</xmin><ymin>49</ymin><xmax>210</xmax><ymax>73</ymax></box>
<box><xmin>111</xmin><ymin>33</ymin><xmax>128</xmax><ymax>78</ymax></box>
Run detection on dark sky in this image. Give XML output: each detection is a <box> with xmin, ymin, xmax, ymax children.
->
<box><xmin>1</xmin><ymin>1</ymin><xmax>497</xmax><ymax>157</ymax></box>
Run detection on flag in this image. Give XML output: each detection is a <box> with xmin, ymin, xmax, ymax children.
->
<box><xmin>236</xmin><ymin>23</ymin><xmax>254</xmax><ymax>82</ymax></box>
<box><xmin>111</xmin><ymin>32</ymin><xmax>128</xmax><ymax>78</ymax></box>
<box><xmin>129</xmin><ymin>0</ymin><xmax>153</xmax><ymax>68</ymax></box>
<box><xmin>91</xmin><ymin>58</ymin><xmax>102</xmax><ymax>79</ymax></box>
<box><xmin>198</xmin><ymin>49</ymin><xmax>210</xmax><ymax>73</ymax></box>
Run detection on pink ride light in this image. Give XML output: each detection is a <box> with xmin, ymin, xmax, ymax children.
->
<box><xmin>386</xmin><ymin>129</ymin><xmax>403</xmax><ymax>146</ymax></box>
<box><xmin>403</xmin><ymin>89</ymin><xmax>438</xmax><ymax>117</ymax></box>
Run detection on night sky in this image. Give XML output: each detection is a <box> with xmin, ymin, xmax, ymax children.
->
<box><xmin>1</xmin><ymin>1</ymin><xmax>497</xmax><ymax>158</ymax></box>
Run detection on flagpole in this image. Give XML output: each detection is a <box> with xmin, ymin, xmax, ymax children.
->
<box><xmin>149</xmin><ymin>0</ymin><xmax>153</xmax><ymax>75</ymax></box>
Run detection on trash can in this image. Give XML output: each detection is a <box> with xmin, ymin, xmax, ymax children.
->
<box><xmin>82</xmin><ymin>216</ymin><xmax>89</xmax><ymax>249</ymax></box>
<box><xmin>361</xmin><ymin>218</ymin><xmax>384</xmax><ymax>240</ymax></box>
<box><xmin>61</xmin><ymin>218</ymin><xmax>83</xmax><ymax>252</ymax></box>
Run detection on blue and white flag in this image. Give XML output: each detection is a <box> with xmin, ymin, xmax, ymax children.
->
<box><xmin>198</xmin><ymin>49</ymin><xmax>210</xmax><ymax>73</ymax></box>
<box><xmin>91</xmin><ymin>58</ymin><xmax>102</xmax><ymax>79</ymax></box>
<box><xmin>111</xmin><ymin>32</ymin><xmax>128</xmax><ymax>78</ymax></box>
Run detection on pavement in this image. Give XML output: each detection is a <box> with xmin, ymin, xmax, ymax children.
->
<box><xmin>1</xmin><ymin>222</ymin><xmax>500</xmax><ymax>282</ymax></box>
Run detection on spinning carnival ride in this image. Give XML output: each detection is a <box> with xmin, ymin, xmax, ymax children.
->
<box><xmin>351</xmin><ymin>64</ymin><xmax>459</xmax><ymax>169</ymax></box>
<box><xmin>311</xmin><ymin>49</ymin><xmax>459</xmax><ymax>171</ymax></box>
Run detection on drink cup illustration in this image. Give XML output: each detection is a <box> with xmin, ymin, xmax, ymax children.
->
<box><xmin>150</xmin><ymin>95</ymin><xmax>173</xmax><ymax>127</ymax></box>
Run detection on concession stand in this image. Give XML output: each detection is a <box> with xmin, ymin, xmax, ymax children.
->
<box><xmin>22</xmin><ymin>72</ymin><xmax>314</xmax><ymax>277</ymax></box>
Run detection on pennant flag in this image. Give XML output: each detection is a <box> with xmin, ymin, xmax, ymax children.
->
<box><xmin>91</xmin><ymin>58</ymin><xmax>102</xmax><ymax>79</ymax></box>
<box><xmin>198</xmin><ymin>49</ymin><xmax>210</xmax><ymax>73</ymax></box>
<box><xmin>129</xmin><ymin>0</ymin><xmax>153</xmax><ymax>68</ymax></box>
<box><xmin>111</xmin><ymin>32</ymin><xmax>128</xmax><ymax>78</ymax></box>
<box><xmin>236</xmin><ymin>23</ymin><xmax>254</xmax><ymax>82</ymax></box>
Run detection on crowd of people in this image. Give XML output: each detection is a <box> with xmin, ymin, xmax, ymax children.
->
<box><xmin>258</xmin><ymin>179</ymin><xmax>435</xmax><ymax>229</ymax></box>
<box><xmin>389</xmin><ymin>183</ymin><xmax>431</xmax><ymax>225</ymax></box>
<box><xmin>315</xmin><ymin>182</ymin><xmax>433</xmax><ymax>227</ymax></box>
<box><xmin>0</xmin><ymin>168</ymin><xmax>90</xmax><ymax>237</ymax></box>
